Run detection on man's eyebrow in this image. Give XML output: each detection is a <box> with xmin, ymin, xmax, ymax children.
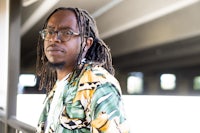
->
<box><xmin>46</xmin><ymin>25</ymin><xmax>54</xmax><ymax>29</ymax></box>
<box><xmin>59</xmin><ymin>27</ymin><xmax>73</xmax><ymax>30</ymax></box>
<box><xmin>46</xmin><ymin>26</ymin><xmax>73</xmax><ymax>30</ymax></box>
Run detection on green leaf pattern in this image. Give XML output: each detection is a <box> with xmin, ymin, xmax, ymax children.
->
<box><xmin>36</xmin><ymin>65</ymin><xmax>129</xmax><ymax>133</ymax></box>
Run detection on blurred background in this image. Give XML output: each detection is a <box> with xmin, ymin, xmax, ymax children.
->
<box><xmin>1</xmin><ymin>0</ymin><xmax>200</xmax><ymax>133</ymax></box>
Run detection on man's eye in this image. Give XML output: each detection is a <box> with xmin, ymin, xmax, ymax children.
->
<box><xmin>48</xmin><ymin>30</ymin><xmax>54</xmax><ymax>35</ymax></box>
<box><xmin>62</xmin><ymin>30</ymin><xmax>72</xmax><ymax>35</ymax></box>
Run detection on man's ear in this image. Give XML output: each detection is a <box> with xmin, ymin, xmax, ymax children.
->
<box><xmin>81</xmin><ymin>37</ymin><xmax>93</xmax><ymax>59</ymax></box>
<box><xmin>84</xmin><ymin>37</ymin><xmax>93</xmax><ymax>51</ymax></box>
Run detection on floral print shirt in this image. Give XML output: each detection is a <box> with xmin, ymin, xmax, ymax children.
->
<box><xmin>36</xmin><ymin>64</ymin><xmax>130</xmax><ymax>133</ymax></box>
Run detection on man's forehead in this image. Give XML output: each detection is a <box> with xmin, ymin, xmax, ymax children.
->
<box><xmin>47</xmin><ymin>10</ymin><xmax>78</xmax><ymax>30</ymax></box>
<box><xmin>49</xmin><ymin>10</ymin><xmax>77</xmax><ymax>22</ymax></box>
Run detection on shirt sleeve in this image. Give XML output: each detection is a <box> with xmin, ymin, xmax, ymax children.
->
<box><xmin>90</xmin><ymin>82</ymin><xmax>130</xmax><ymax>133</ymax></box>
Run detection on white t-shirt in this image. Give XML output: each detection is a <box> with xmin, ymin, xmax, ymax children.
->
<box><xmin>45</xmin><ymin>73</ymin><xmax>71</xmax><ymax>133</ymax></box>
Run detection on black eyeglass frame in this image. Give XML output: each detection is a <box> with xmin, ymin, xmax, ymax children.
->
<box><xmin>39</xmin><ymin>28</ymin><xmax>80</xmax><ymax>42</ymax></box>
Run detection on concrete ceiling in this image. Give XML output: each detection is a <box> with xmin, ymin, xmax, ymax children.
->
<box><xmin>20</xmin><ymin>0</ymin><xmax>200</xmax><ymax>73</ymax></box>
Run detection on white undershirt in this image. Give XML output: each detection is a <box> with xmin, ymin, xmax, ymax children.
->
<box><xmin>45</xmin><ymin>73</ymin><xmax>71</xmax><ymax>132</ymax></box>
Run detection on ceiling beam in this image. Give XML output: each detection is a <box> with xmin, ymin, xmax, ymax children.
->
<box><xmin>22</xmin><ymin>0</ymin><xmax>38</xmax><ymax>7</ymax></box>
<box><xmin>100</xmin><ymin>0</ymin><xmax>200</xmax><ymax>39</ymax></box>
<box><xmin>21</xmin><ymin>0</ymin><xmax>59</xmax><ymax>36</ymax></box>
<box><xmin>91</xmin><ymin>0</ymin><xmax>123</xmax><ymax>18</ymax></box>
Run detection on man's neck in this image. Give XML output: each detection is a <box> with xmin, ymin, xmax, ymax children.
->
<box><xmin>56</xmin><ymin>69</ymin><xmax>72</xmax><ymax>81</ymax></box>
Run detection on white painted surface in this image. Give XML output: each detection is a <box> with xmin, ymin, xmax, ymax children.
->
<box><xmin>17</xmin><ymin>94</ymin><xmax>200</xmax><ymax>133</ymax></box>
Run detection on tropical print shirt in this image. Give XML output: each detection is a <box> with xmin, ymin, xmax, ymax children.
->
<box><xmin>36</xmin><ymin>64</ymin><xmax>130</xmax><ymax>133</ymax></box>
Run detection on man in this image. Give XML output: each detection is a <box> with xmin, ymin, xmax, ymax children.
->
<box><xmin>36</xmin><ymin>7</ymin><xmax>129</xmax><ymax>133</ymax></box>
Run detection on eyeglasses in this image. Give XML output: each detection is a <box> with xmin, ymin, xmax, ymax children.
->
<box><xmin>39</xmin><ymin>28</ymin><xmax>80</xmax><ymax>42</ymax></box>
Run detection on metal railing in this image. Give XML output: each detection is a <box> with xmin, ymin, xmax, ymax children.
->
<box><xmin>0</xmin><ymin>112</ymin><xmax>35</xmax><ymax>133</ymax></box>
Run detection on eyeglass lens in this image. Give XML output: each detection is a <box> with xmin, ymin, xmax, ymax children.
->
<box><xmin>40</xmin><ymin>29</ymin><xmax>74</xmax><ymax>42</ymax></box>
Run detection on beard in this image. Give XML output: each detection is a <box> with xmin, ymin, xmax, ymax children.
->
<box><xmin>48</xmin><ymin>61</ymin><xmax>65</xmax><ymax>70</ymax></box>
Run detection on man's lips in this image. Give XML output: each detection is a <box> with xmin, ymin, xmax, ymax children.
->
<box><xmin>46</xmin><ymin>46</ymin><xmax>65</xmax><ymax>54</ymax></box>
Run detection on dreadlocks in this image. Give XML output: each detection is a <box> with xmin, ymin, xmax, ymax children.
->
<box><xmin>36</xmin><ymin>7</ymin><xmax>114</xmax><ymax>92</ymax></box>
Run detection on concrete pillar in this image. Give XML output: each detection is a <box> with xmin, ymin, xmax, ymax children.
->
<box><xmin>0</xmin><ymin>0</ymin><xmax>10</xmax><ymax>118</ymax></box>
<box><xmin>0</xmin><ymin>0</ymin><xmax>21</xmax><ymax>132</ymax></box>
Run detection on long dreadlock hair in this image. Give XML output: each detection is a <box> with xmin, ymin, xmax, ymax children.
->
<box><xmin>36</xmin><ymin>7</ymin><xmax>114</xmax><ymax>92</ymax></box>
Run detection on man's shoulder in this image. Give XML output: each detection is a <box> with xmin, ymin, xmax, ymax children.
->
<box><xmin>78</xmin><ymin>65</ymin><xmax>121</xmax><ymax>93</ymax></box>
<box><xmin>80</xmin><ymin>65</ymin><xmax>113</xmax><ymax>83</ymax></box>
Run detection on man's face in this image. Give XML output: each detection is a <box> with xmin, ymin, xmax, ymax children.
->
<box><xmin>44</xmin><ymin>10</ymin><xmax>81</xmax><ymax>70</ymax></box>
